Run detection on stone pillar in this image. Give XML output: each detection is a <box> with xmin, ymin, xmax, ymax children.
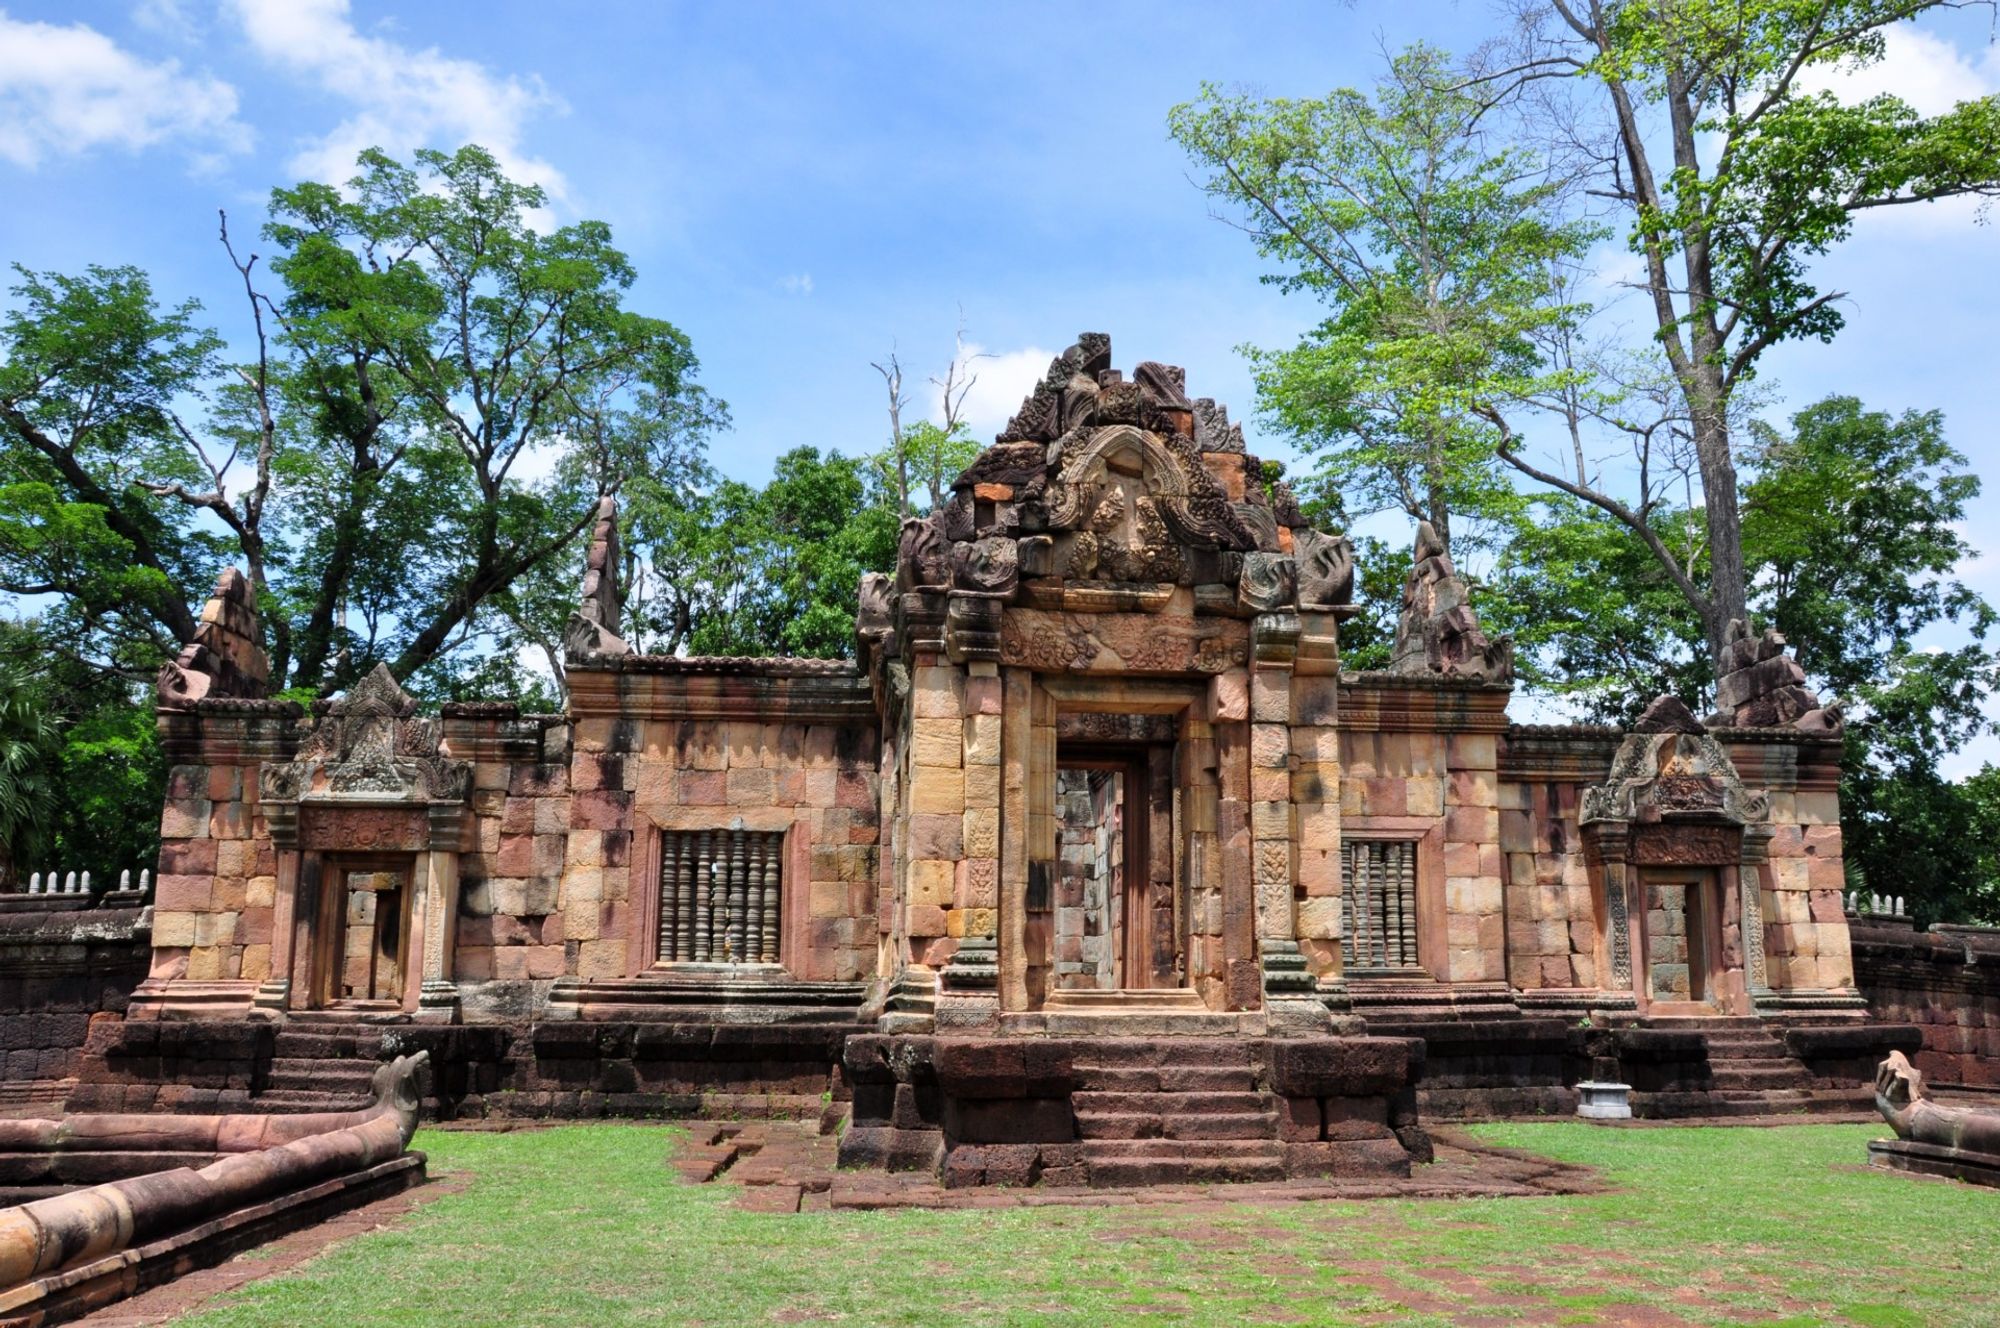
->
<box><xmin>998</xmin><ymin>667</ymin><xmax>1033</xmax><ymax>1010</ymax></box>
<box><xmin>415</xmin><ymin>801</ymin><xmax>466</xmax><ymax>1023</ymax></box>
<box><xmin>1214</xmin><ymin>698</ymin><xmax>1258</xmax><ymax>1012</ymax></box>
<box><xmin>254</xmin><ymin>801</ymin><xmax>299</xmax><ymax>1013</ymax></box>
<box><xmin>1289</xmin><ymin>662</ymin><xmax>1348</xmax><ymax>1018</ymax></box>
<box><xmin>1249</xmin><ymin>612</ymin><xmax>1323</xmax><ymax>1031</ymax></box>
<box><xmin>1740</xmin><ymin>822</ymin><xmax>1776</xmax><ymax>1012</ymax></box>
<box><xmin>1583</xmin><ymin>822</ymin><xmax>1638</xmax><ymax>1012</ymax></box>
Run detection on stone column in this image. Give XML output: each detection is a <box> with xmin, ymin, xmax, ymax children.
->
<box><xmin>415</xmin><ymin>800</ymin><xmax>466</xmax><ymax>1022</ymax></box>
<box><xmin>1583</xmin><ymin>821</ymin><xmax>1638</xmax><ymax>1012</ymax></box>
<box><xmin>254</xmin><ymin>800</ymin><xmax>299</xmax><ymax>1013</ymax></box>
<box><xmin>1739</xmin><ymin>823</ymin><xmax>1775</xmax><ymax>1012</ymax></box>
<box><xmin>998</xmin><ymin>667</ymin><xmax>1033</xmax><ymax>1010</ymax></box>
<box><xmin>1249</xmin><ymin>613</ymin><xmax>1323</xmax><ymax>1030</ymax></box>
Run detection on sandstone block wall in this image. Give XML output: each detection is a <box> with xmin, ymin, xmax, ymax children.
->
<box><xmin>451</xmin><ymin>714</ymin><xmax>573</xmax><ymax>1012</ymax></box>
<box><xmin>1735</xmin><ymin>739</ymin><xmax>1852</xmax><ymax>991</ymax></box>
<box><xmin>150</xmin><ymin>706</ymin><xmax>298</xmax><ymax>989</ymax></box>
<box><xmin>563</xmin><ymin>660</ymin><xmax>884</xmax><ymax>987</ymax></box>
<box><xmin>0</xmin><ymin>907</ymin><xmax>149</xmax><ymax>1099</ymax></box>
<box><xmin>1852</xmin><ymin>918</ymin><xmax>2000</xmax><ymax>1085</ymax></box>
<box><xmin>1333</xmin><ymin>680</ymin><xmax>1511</xmax><ymax>985</ymax></box>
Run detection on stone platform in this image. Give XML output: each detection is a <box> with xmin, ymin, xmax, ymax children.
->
<box><xmin>837</xmin><ymin>1033</ymin><xmax>1429</xmax><ymax>1188</ymax></box>
<box><xmin>672</xmin><ymin>1118</ymin><xmax>1606</xmax><ymax>1211</ymax></box>
<box><xmin>1867</xmin><ymin>1137</ymin><xmax>2000</xmax><ymax>1187</ymax></box>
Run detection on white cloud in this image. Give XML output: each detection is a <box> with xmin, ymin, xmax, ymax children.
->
<box><xmin>1797</xmin><ymin>27</ymin><xmax>1999</xmax><ymax>118</ymax></box>
<box><xmin>0</xmin><ymin>11</ymin><xmax>246</xmax><ymax>168</ymax></box>
<box><xmin>779</xmin><ymin>273</ymin><xmax>814</xmax><ymax>296</ymax></box>
<box><xmin>131</xmin><ymin>0</ymin><xmax>199</xmax><ymax>43</ymax></box>
<box><xmin>228</xmin><ymin>0</ymin><xmax>568</xmax><ymax>203</ymax></box>
<box><xmin>1788</xmin><ymin>28</ymin><xmax>2000</xmax><ymax>232</ymax></box>
<box><xmin>928</xmin><ymin>343</ymin><xmax>1054</xmax><ymax>443</ymax></box>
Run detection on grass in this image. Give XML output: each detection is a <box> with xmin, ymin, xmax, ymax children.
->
<box><xmin>170</xmin><ymin>1121</ymin><xmax>2000</xmax><ymax>1327</ymax></box>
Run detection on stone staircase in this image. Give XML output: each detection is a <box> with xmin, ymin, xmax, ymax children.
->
<box><xmin>255</xmin><ymin>1028</ymin><xmax>382</xmax><ymax>1112</ymax></box>
<box><xmin>1068</xmin><ymin>1039</ymin><xmax>1286</xmax><ymax>1186</ymax></box>
<box><xmin>1633</xmin><ymin>1017</ymin><xmax>1857</xmax><ymax>1118</ymax></box>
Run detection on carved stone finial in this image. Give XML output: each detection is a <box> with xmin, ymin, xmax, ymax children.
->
<box><xmin>897</xmin><ymin>514</ymin><xmax>951</xmax><ymax>592</ymax></box>
<box><xmin>564</xmin><ymin>495</ymin><xmax>630</xmax><ymax>658</ymax></box>
<box><xmin>1388</xmin><ymin>521</ymin><xmax>1512</xmax><ymax>682</ymax></box>
<box><xmin>156</xmin><ymin>567</ymin><xmax>272</xmax><ymax>709</ymax></box>
<box><xmin>1714</xmin><ymin>618</ymin><xmax>1838</xmax><ymax>731</ymax></box>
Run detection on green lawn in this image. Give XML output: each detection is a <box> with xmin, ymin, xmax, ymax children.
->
<box><xmin>173</xmin><ymin>1121</ymin><xmax>1998</xmax><ymax>1327</ymax></box>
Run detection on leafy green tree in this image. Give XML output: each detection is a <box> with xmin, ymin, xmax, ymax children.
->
<box><xmin>262</xmin><ymin>145</ymin><xmax>713</xmax><ymax>687</ymax></box>
<box><xmin>0</xmin><ymin>265</ymin><xmax>229</xmax><ymax>672</ymax></box>
<box><xmin>1489</xmin><ymin>498</ymin><xmax>1711</xmax><ymax>718</ymax></box>
<box><xmin>871</xmin><ymin>421</ymin><xmax>980</xmax><ymax>517</ymax></box>
<box><xmin>0</xmin><ymin>145</ymin><xmax>720</xmax><ymax>702</ymax></box>
<box><xmin>1467</xmin><ymin>0</ymin><xmax>2000</xmax><ymax>669</ymax></box>
<box><xmin>0</xmin><ymin>662</ymin><xmax>60</xmax><ymax>887</ymax></box>
<box><xmin>759</xmin><ymin>448</ymin><xmax>899</xmax><ymax>656</ymax></box>
<box><xmin>1171</xmin><ymin>45</ymin><xmax>1597</xmax><ymax>559</ymax></box>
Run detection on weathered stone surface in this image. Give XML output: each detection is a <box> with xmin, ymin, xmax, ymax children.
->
<box><xmin>1388</xmin><ymin>520</ymin><xmax>1512</xmax><ymax>682</ymax></box>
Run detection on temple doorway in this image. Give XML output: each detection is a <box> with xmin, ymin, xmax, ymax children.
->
<box><xmin>1038</xmin><ymin>743</ymin><xmax>1178</xmax><ymax>996</ymax></box>
<box><xmin>1639</xmin><ymin>869</ymin><xmax>1720</xmax><ymax>1012</ymax></box>
<box><xmin>314</xmin><ymin>855</ymin><xmax>413</xmax><ymax>1009</ymax></box>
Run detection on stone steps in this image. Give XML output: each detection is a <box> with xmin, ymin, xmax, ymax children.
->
<box><xmin>1071</xmin><ymin>1089</ymin><xmax>1270</xmax><ymax>1116</ymax></box>
<box><xmin>1707</xmin><ymin>1063</ymin><xmax>1812</xmax><ymax>1092</ymax></box>
<box><xmin>1071</xmin><ymin>1065</ymin><xmax>1257</xmax><ymax>1093</ymax></box>
<box><xmin>1063</xmin><ymin>1038</ymin><xmax>1259</xmax><ymax>1070</ymax></box>
<box><xmin>243</xmin><ymin>1089</ymin><xmax>371</xmax><ymax>1113</ymax></box>
<box><xmin>1068</xmin><ymin>1042</ymin><xmax>1286</xmax><ymax>1183</ymax></box>
<box><xmin>1076</xmin><ymin>1110</ymin><xmax>1280</xmax><ymax>1141</ymax></box>
<box><xmin>269</xmin><ymin>1056</ymin><xmax>377</xmax><ymax>1084</ymax></box>
<box><xmin>1082</xmin><ymin>1141</ymin><xmax>1287</xmax><ymax>1188</ymax></box>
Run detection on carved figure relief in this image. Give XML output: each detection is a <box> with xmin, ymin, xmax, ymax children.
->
<box><xmin>999</xmin><ymin>609</ymin><xmax>1247</xmax><ymax>674</ymax></box>
<box><xmin>1389</xmin><ymin>520</ymin><xmax>1513</xmax><ymax>682</ymax></box>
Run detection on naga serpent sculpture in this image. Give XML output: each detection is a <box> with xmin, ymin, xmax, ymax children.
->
<box><xmin>1875</xmin><ymin>1049</ymin><xmax>2000</xmax><ymax>1156</ymax></box>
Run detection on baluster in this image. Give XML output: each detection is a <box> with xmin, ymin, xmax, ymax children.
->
<box><xmin>761</xmin><ymin>833</ymin><xmax>781</xmax><ymax>963</ymax></box>
<box><xmin>726</xmin><ymin>829</ymin><xmax>747</xmax><ymax>963</ymax></box>
<box><xmin>692</xmin><ymin>830</ymin><xmax>712</xmax><ymax>961</ymax></box>
<box><xmin>1340</xmin><ymin>845</ymin><xmax>1356</xmax><ymax>968</ymax></box>
<box><xmin>744</xmin><ymin>834</ymin><xmax>764</xmax><ymax>965</ymax></box>
<box><xmin>659</xmin><ymin>834</ymin><xmax>679</xmax><ymax>962</ymax></box>
<box><xmin>1371</xmin><ymin>846</ymin><xmax>1388</xmax><ymax>967</ymax></box>
<box><xmin>1400</xmin><ymin>843</ymin><xmax>1417</xmax><ymax>966</ymax></box>
<box><xmin>27</xmin><ymin>872</ymin><xmax>40</xmax><ymax>895</ymax></box>
<box><xmin>139</xmin><ymin>869</ymin><xmax>151</xmax><ymax>897</ymax></box>
<box><xmin>675</xmin><ymin>836</ymin><xmax>694</xmax><ymax>961</ymax></box>
<box><xmin>64</xmin><ymin>871</ymin><xmax>78</xmax><ymax>895</ymax></box>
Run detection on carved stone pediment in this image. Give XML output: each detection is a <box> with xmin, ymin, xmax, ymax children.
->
<box><xmin>1581</xmin><ymin>711</ymin><xmax>1771</xmax><ymax>833</ymax></box>
<box><xmin>260</xmin><ymin>664</ymin><xmax>471</xmax><ymax>806</ymax></box>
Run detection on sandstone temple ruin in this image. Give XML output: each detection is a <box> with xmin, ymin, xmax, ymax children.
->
<box><xmin>5</xmin><ymin>333</ymin><xmax>1949</xmax><ymax>1189</ymax></box>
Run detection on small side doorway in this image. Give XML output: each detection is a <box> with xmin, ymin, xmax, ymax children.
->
<box><xmin>1638</xmin><ymin>869</ymin><xmax>1720</xmax><ymax>1013</ymax></box>
<box><xmin>313</xmin><ymin>854</ymin><xmax>415</xmax><ymax>1010</ymax></box>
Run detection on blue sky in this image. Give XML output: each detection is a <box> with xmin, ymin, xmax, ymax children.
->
<box><xmin>4</xmin><ymin>1</ymin><xmax>1999</xmax><ymax>763</ymax></box>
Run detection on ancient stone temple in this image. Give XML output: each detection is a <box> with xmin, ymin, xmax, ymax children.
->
<box><xmin>85</xmin><ymin>334</ymin><xmax>1915</xmax><ymax>1183</ymax></box>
